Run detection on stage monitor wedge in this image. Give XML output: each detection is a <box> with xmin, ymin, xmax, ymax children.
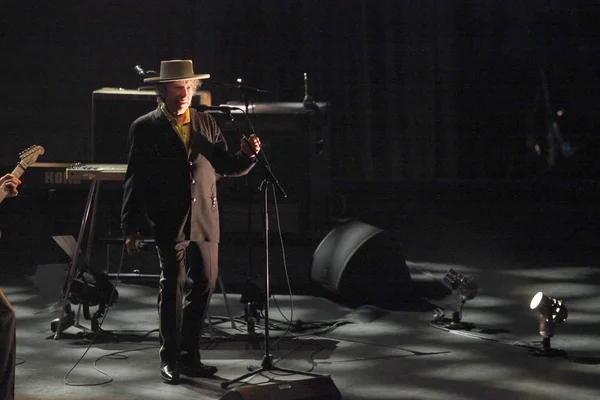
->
<box><xmin>311</xmin><ymin>219</ymin><xmax>412</xmax><ymax>302</ymax></box>
<box><xmin>219</xmin><ymin>376</ymin><xmax>342</xmax><ymax>400</ymax></box>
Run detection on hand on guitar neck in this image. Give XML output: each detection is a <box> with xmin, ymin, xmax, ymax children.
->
<box><xmin>0</xmin><ymin>174</ymin><xmax>21</xmax><ymax>203</ymax></box>
<box><xmin>0</xmin><ymin>145</ymin><xmax>45</xmax><ymax>203</ymax></box>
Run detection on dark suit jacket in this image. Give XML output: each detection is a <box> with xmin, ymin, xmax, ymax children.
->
<box><xmin>121</xmin><ymin>107</ymin><xmax>255</xmax><ymax>242</ymax></box>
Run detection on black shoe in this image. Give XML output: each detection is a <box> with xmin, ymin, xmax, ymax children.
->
<box><xmin>160</xmin><ymin>362</ymin><xmax>180</xmax><ymax>384</ymax></box>
<box><xmin>180</xmin><ymin>359</ymin><xmax>218</xmax><ymax>378</ymax></box>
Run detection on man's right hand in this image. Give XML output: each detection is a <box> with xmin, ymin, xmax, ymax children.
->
<box><xmin>125</xmin><ymin>232</ymin><xmax>144</xmax><ymax>255</ymax></box>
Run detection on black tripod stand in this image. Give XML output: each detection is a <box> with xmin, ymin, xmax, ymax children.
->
<box><xmin>221</xmin><ymin>147</ymin><xmax>326</xmax><ymax>390</ymax></box>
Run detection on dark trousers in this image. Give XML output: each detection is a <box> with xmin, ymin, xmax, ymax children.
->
<box><xmin>0</xmin><ymin>288</ymin><xmax>16</xmax><ymax>400</ymax></box>
<box><xmin>155</xmin><ymin>240</ymin><xmax>218</xmax><ymax>366</ymax></box>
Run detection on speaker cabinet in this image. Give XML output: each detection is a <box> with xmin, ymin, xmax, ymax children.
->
<box><xmin>90</xmin><ymin>87</ymin><xmax>211</xmax><ymax>163</ymax></box>
<box><xmin>219</xmin><ymin>376</ymin><xmax>342</xmax><ymax>400</ymax></box>
<box><xmin>311</xmin><ymin>220</ymin><xmax>411</xmax><ymax>300</ymax></box>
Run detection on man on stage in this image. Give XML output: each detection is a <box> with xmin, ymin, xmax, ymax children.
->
<box><xmin>121</xmin><ymin>59</ymin><xmax>261</xmax><ymax>384</ymax></box>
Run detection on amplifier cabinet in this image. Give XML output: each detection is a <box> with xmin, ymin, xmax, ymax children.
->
<box><xmin>91</xmin><ymin>87</ymin><xmax>211</xmax><ymax>163</ymax></box>
<box><xmin>212</xmin><ymin>102</ymin><xmax>331</xmax><ymax>243</ymax></box>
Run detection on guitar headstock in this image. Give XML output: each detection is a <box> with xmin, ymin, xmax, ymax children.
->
<box><xmin>19</xmin><ymin>145</ymin><xmax>45</xmax><ymax>167</ymax></box>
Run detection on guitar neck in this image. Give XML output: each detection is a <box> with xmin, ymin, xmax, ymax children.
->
<box><xmin>0</xmin><ymin>145</ymin><xmax>45</xmax><ymax>203</ymax></box>
<box><xmin>10</xmin><ymin>162</ymin><xmax>27</xmax><ymax>179</ymax></box>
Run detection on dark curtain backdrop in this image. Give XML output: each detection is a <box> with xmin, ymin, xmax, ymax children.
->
<box><xmin>1</xmin><ymin>0</ymin><xmax>599</xmax><ymax>180</ymax></box>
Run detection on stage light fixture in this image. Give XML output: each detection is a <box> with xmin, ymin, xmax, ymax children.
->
<box><xmin>441</xmin><ymin>268</ymin><xmax>478</xmax><ymax>329</ymax></box>
<box><xmin>529</xmin><ymin>291</ymin><xmax>568</xmax><ymax>357</ymax></box>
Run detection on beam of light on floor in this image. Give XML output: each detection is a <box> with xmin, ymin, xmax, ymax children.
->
<box><xmin>420</xmin><ymin>362</ymin><xmax>522</xmax><ymax>381</ymax></box>
<box><xmin>508</xmin><ymin>283</ymin><xmax>598</xmax><ymax>299</ymax></box>
<box><xmin>502</xmin><ymin>266</ymin><xmax>598</xmax><ymax>281</ymax></box>
<box><xmin>407</xmin><ymin>261</ymin><xmax>481</xmax><ymax>275</ymax></box>
<box><xmin>453</xmin><ymin>294</ymin><xmax>516</xmax><ymax>308</ymax></box>
<box><xmin>565</xmin><ymin>296</ymin><xmax>600</xmax><ymax>312</ymax></box>
<box><xmin>348</xmin><ymin>383</ymin><xmax>472</xmax><ymax>400</ymax></box>
<box><xmin>549</xmin><ymin>334</ymin><xmax>600</xmax><ymax>352</ymax></box>
<box><xmin>492</xmin><ymin>378</ymin><xmax>600</xmax><ymax>400</ymax></box>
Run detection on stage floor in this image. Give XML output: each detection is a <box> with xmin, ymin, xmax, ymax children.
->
<box><xmin>3</xmin><ymin>179</ymin><xmax>600</xmax><ymax>399</ymax></box>
<box><xmin>4</xmin><ymin>249</ymin><xmax>600</xmax><ymax>400</ymax></box>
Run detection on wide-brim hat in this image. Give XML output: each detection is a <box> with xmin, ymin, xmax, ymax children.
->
<box><xmin>143</xmin><ymin>59</ymin><xmax>210</xmax><ymax>83</ymax></box>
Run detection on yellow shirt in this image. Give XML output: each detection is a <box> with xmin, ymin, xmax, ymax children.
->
<box><xmin>161</xmin><ymin>103</ymin><xmax>191</xmax><ymax>152</ymax></box>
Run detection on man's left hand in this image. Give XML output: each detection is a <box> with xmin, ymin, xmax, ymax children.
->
<box><xmin>240</xmin><ymin>134</ymin><xmax>261</xmax><ymax>160</ymax></box>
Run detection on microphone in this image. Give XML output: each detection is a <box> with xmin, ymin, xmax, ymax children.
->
<box><xmin>133</xmin><ymin>64</ymin><xmax>157</xmax><ymax>78</ymax></box>
<box><xmin>196</xmin><ymin>104</ymin><xmax>238</xmax><ymax>113</ymax></box>
<box><xmin>133</xmin><ymin>64</ymin><xmax>145</xmax><ymax>76</ymax></box>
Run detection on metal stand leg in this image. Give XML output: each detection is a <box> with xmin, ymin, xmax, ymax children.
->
<box><xmin>53</xmin><ymin>181</ymin><xmax>98</xmax><ymax>339</ymax></box>
<box><xmin>207</xmin><ymin>310</ymin><xmax>214</xmax><ymax>340</ymax></box>
<box><xmin>205</xmin><ymin>275</ymin><xmax>237</xmax><ymax>340</ymax></box>
<box><xmin>218</xmin><ymin>275</ymin><xmax>237</xmax><ymax>329</ymax></box>
<box><xmin>73</xmin><ymin>303</ymin><xmax>92</xmax><ymax>333</ymax></box>
<box><xmin>84</xmin><ymin>181</ymin><xmax>102</xmax><ymax>266</ymax></box>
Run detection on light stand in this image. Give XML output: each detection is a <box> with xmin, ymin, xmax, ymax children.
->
<box><xmin>220</xmin><ymin>132</ymin><xmax>326</xmax><ymax>390</ymax></box>
<box><xmin>532</xmin><ymin>330</ymin><xmax>567</xmax><ymax>357</ymax></box>
<box><xmin>529</xmin><ymin>292</ymin><xmax>568</xmax><ymax>357</ymax></box>
<box><xmin>446</xmin><ymin>301</ymin><xmax>473</xmax><ymax>330</ymax></box>
<box><xmin>440</xmin><ymin>268</ymin><xmax>478</xmax><ymax>330</ymax></box>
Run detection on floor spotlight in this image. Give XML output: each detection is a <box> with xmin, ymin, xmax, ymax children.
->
<box><xmin>441</xmin><ymin>268</ymin><xmax>478</xmax><ymax>329</ymax></box>
<box><xmin>529</xmin><ymin>292</ymin><xmax>568</xmax><ymax>357</ymax></box>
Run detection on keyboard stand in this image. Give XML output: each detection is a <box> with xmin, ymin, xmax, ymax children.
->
<box><xmin>53</xmin><ymin>179</ymin><xmax>99</xmax><ymax>339</ymax></box>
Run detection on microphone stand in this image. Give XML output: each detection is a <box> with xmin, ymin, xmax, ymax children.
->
<box><xmin>228</xmin><ymin>84</ymin><xmax>270</xmax><ymax>282</ymax></box>
<box><xmin>241</xmin><ymin>92</ymin><xmax>254</xmax><ymax>287</ymax></box>
<box><xmin>221</xmin><ymin>137</ymin><xmax>326</xmax><ymax>390</ymax></box>
<box><xmin>209</xmin><ymin>82</ymin><xmax>272</xmax><ymax>292</ymax></box>
<box><xmin>218</xmin><ymin>108</ymin><xmax>259</xmax><ymax>333</ymax></box>
<box><xmin>215</xmin><ymin>91</ymin><xmax>261</xmax><ymax>335</ymax></box>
